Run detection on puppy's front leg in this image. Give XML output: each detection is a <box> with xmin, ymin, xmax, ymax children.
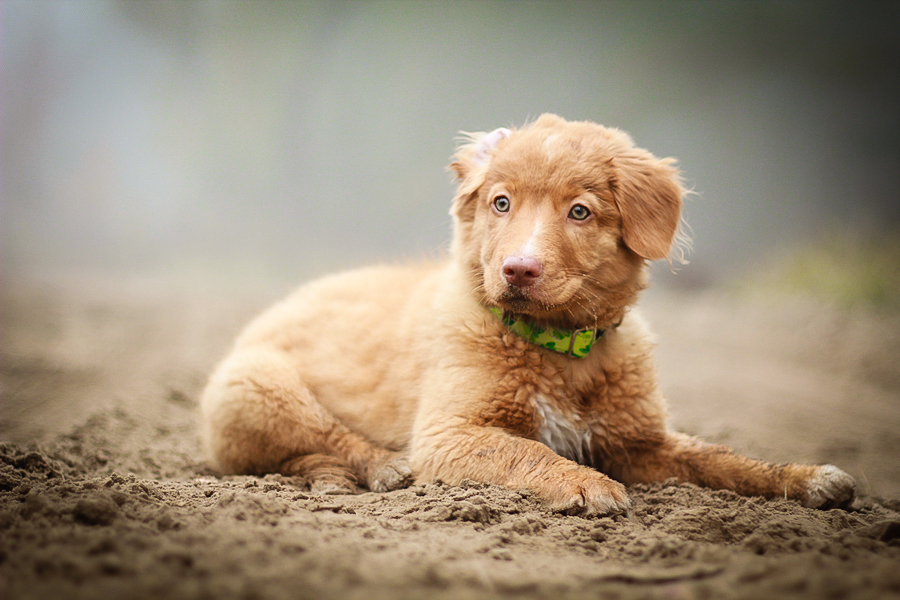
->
<box><xmin>612</xmin><ymin>432</ymin><xmax>856</xmax><ymax>509</ymax></box>
<box><xmin>411</xmin><ymin>420</ymin><xmax>631</xmax><ymax>516</ymax></box>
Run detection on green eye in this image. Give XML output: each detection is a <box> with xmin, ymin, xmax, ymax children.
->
<box><xmin>493</xmin><ymin>196</ymin><xmax>511</xmax><ymax>213</ymax></box>
<box><xmin>568</xmin><ymin>204</ymin><xmax>591</xmax><ymax>221</ymax></box>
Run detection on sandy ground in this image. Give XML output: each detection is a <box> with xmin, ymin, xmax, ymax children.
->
<box><xmin>2</xmin><ymin>270</ymin><xmax>899</xmax><ymax>600</ymax></box>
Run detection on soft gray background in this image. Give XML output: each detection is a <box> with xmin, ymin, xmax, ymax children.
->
<box><xmin>3</xmin><ymin>0</ymin><xmax>898</xmax><ymax>286</ymax></box>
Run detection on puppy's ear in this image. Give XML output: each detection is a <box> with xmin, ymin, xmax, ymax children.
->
<box><xmin>611</xmin><ymin>151</ymin><xmax>683</xmax><ymax>261</ymax></box>
<box><xmin>449</xmin><ymin>127</ymin><xmax>511</xmax><ymax>179</ymax></box>
<box><xmin>448</xmin><ymin>127</ymin><xmax>511</xmax><ymax>222</ymax></box>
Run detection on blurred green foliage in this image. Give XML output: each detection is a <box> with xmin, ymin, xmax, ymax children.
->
<box><xmin>743</xmin><ymin>229</ymin><xmax>900</xmax><ymax>310</ymax></box>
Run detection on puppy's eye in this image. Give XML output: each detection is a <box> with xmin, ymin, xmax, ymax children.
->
<box><xmin>492</xmin><ymin>196</ymin><xmax>511</xmax><ymax>213</ymax></box>
<box><xmin>568</xmin><ymin>204</ymin><xmax>591</xmax><ymax>221</ymax></box>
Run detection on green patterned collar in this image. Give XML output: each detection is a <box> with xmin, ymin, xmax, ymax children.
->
<box><xmin>488</xmin><ymin>307</ymin><xmax>604</xmax><ymax>358</ymax></box>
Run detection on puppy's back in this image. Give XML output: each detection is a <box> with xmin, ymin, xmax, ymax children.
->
<box><xmin>228</xmin><ymin>263</ymin><xmax>441</xmax><ymax>448</ymax></box>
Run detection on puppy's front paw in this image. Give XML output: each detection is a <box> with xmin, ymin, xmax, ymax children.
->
<box><xmin>803</xmin><ymin>465</ymin><xmax>856</xmax><ymax>509</ymax></box>
<box><xmin>542</xmin><ymin>470</ymin><xmax>631</xmax><ymax>517</ymax></box>
<box><xmin>367</xmin><ymin>453</ymin><xmax>414</xmax><ymax>493</ymax></box>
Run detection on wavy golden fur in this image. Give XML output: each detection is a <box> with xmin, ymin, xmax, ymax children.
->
<box><xmin>200</xmin><ymin>114</ymin><xmax>855</xmax><ymax>514</ymax></box>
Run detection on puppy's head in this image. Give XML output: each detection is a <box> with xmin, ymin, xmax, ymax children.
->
<box><xmin>449</xmin><ymin>114</ymin><xmax>683</xmax><ymax>330</ymax></box>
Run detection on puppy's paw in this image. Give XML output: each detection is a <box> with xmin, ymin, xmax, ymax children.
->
<box><xmin>281</xmin><ymin>453</ymin><xmax>358</xmax><ymax>495</ymax></box>
<box><xmin>542</xmin><ymin>471</ymin><xmax>631</xmax><ymax>517</ymax></box>
<box><xmin>802</xmin><ymin>465</ymin><xmax>856</xmax><ymax>509</ymax></box>
<box><xmin>310</xmin><ymin>477</ymin><xmax>357</xmax><ymax>495</ymax></box>
<box><xmin>367</xmin><ymin>453</ymin><xmax>414</xmax><ymax>493</ymax></box>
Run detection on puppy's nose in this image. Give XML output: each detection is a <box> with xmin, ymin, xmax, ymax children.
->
<box><xmin>502</xmin><ymin>255</ymin><xmax>542</xmax><ymax>288</ymax></box>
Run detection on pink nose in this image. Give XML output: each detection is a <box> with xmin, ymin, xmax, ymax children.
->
<box><xmin>502</xmin><ymin>255</ymin><xmax>542</xmax><ymax>288</ymax></box>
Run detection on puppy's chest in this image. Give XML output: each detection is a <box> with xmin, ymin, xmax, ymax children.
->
<box><xmin>483</xmin><ymin>335</ymin><xmax>620</xmax><ymax>464</ymax></box>
<box><xmin>530</xmin><ymin>392</ymin><xmax>594</xmax><ymax>465</ymax></box>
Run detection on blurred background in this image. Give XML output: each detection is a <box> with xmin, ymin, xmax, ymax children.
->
<box><xmin>3</xmin><ymin>0</ymin><xmax>898</xmax><ymax>295</ymax></box>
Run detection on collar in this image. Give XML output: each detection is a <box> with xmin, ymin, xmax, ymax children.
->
<box><xmin>488</xmin><ymin>307</ymin><xmax>605</xmax><ymax>358</ymax></box>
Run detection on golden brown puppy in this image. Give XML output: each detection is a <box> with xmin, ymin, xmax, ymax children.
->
<box><xmin>200</xmin><ymin>114</ymin><xmax>856</xmax><ymax>514</ymax></box>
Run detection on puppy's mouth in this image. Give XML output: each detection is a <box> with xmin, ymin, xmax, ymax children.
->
<box><xmin>497</xmin><ymin>287</ymin><xmax>539</xmax><ymax>311</ymax></box>
<box><xmin>496</xmin><ymin>285</ymin><xmax>561</xmax><ymax>316</ymax></box>
<box><xmin>490</xmin><ymin>274</ymin><xmax>600</xmax><ymax>330</ymax></box>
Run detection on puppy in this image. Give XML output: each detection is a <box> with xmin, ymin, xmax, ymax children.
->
<box><xmin>200</xmin><ymin>114</ymin><xmax>855</xmax><ymax>514</ymax></box>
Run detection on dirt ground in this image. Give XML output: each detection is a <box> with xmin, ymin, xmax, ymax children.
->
<box><xmin>2</xmin><ymin>270</ymin><xmax>899</xmax><ymax>600</ymax></box>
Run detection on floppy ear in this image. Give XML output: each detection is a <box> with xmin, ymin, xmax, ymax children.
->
<box><xmin>448</xmin><ymin>128</ymin><xmax>511</xmax><ymax>222</ymax></box>
<box><xmin>610</xmin><ymin>150</ymin><xmax>683</xmax><ymax>261</ymax></box>
<box><xmin>449</xmin><ymin>127</ymin><xmax>511</xmax><ymax>179</ymax></box>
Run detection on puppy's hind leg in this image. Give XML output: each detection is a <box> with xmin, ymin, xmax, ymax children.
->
<box><xmin>199</xmin><ymin>346</ymin><xmax>412</xmax><ymax>493</ymax></box>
